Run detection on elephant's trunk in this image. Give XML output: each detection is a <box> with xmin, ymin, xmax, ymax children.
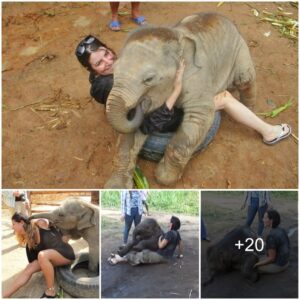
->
<box><xmin>106</xmin><ymin>87</ymin><xmax>144</xmax><ymax>134</ymax></box>
<box><xmin>30</xmin><ymin>212</ymin><xmax>54</xmax><ymax>221</ymax></box>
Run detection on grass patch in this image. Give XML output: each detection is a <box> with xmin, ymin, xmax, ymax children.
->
<box><xmin>101</xmin><ymin>191</ymin><xmax>199</xmax><ymax>216</ymax></box>
<box><xmin>101</xmin><ymin>191</ymin><xmax>120</xmax><ymax>209</ymax></box>
<box><xmin>101</xmin><ymin>216</ymin><xmax>119</xmax><ymax>230</ymax></box>
<box><xmin>272</xmin><ymin>191</ymin><xmax>297</xmax><ymax>200</ymax></box>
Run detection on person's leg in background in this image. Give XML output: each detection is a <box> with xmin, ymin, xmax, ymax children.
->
<box><xmin>131</xmin><ymin>2</ymin><xmax>146</xmax><ymax>25</ymax></box>
<box><xmin>123</xmin><ymin>213</ymin><xmax>134</xmax><ymax>244</ymax></box>
<box><xmin>109</xmin><ymin>2</ymin><xmax>121</xmax><ymax>31</ymax></box>
<box><xmin>245</xmin><ymin>198</ymin><xmax>259</xmax><ymax>228</ymax></box>
<box><xmin>257</xmin><ymin>203</ymin><xmax>268</xmax><ymax>236</ymax></box>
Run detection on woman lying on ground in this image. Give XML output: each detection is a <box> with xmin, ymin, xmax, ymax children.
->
<box><xmin>75</xmin><ymin>35</ymin><xmax>291</xmax><ymax>144</ymax></box>
<box><xmin>3</xmin><ymin>213</ymin><xmax>75</xmax><ymax>298</ymax></box>
<box><xmin>254</xmin><ymin>209</ymin><xmax>290</xmax><ymax>274</ymax></box>
<box><xmin>108</xmin><ymin>216</ymin><xmax>183</xmax><ymax>265</ymax></box>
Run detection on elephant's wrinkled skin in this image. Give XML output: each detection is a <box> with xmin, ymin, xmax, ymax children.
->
<box><xmin>118</xmin><ymin>218</ymin><xmax>164</xmax><ymax>257</ymax></box>
<box><xmin>203</xmin><ymin>226</ymin><xmax>259</xmax><ymax>285</ymax></box>
<box><xmin>30</xmin><ymin>197</ymin><xmax>99</xmax><ymax>272</ymax></box>
<box><xmin>105</xmin><ymin>13</ymin><xmax>256</xmax><ymax>188</ymax></box>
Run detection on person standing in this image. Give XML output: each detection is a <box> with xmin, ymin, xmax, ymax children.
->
<box><xmin>242</xmin><ymin>191</ymin><xmax>271</xmax><ymax>236</ymax></box>
<box><xmin>2</xmin><ymin>190</ymin><xmax>30</xmax><ymax>216</ymax></box>
<box><xmin>121</xmin><ymin>190</ymin><xmax>144</xmax><ymax>244</ymax></box>
<box><xmin>109</xmin><ymin>2</ymin><xmax>146</xmax><ymax>31</ymax></box>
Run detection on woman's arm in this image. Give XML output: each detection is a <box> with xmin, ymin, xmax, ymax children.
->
<box><xmin>254</xmin><ymin>249</ymin><xmax>276</xmax><ymax>268</ymax></box>
<box><xmin>62</xmin><ymin>235</ymin><xmax>71</xmax><ymax>243</ymax></box>
<box><xmin>165</xmin><ymin>59</ymin><xmax>185</xmax><ymax>110</ymax></box>
<box><xmin>31</xmin><ymin>218</ymin><xmax>49</xmax><ymax>229</ymax></box>
<box><xmin>158</xmin><ymin>235</ymin><xmax>169</xmax><ymax>249</ymax></box>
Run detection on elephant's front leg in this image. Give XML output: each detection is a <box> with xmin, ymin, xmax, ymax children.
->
<box><xmin>156</xmin><ymin>103</ymin><xmax>215</xmax><ymax>186</ymax></box>
<box><xmin>104</xmin><ymin>131</ymin><xmax>148</xmax><ymax>188</ymax></box>
<box><xmin>88</xmin><ymin>242</ymin><xmax>99</xmax><ymax>272</ymax></box>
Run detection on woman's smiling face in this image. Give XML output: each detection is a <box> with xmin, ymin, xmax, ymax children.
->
<box><xmin>89</xmin><ymin>47</ymin><xmax>115</xmax><ymax>75</ymax></box>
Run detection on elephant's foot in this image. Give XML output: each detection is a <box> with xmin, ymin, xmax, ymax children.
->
<box><xmin>155</xmin><ymin>159</ymin><xmax>183</xmax><ymax>186</ymax></box>
<box><xmin>104</xmin><ymin>173</ymin><xmax>134</xmax><ymax>189</ymax></box>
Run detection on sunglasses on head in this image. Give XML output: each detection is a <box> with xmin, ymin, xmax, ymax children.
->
<box><xmin>75</xmin><ymin>36</ymin><xmax>96</xmax><ymax>57</ymax></box>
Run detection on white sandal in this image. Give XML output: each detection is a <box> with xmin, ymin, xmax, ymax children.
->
<box><xmin>263</xmin><ymin>124</ymin><xmax>291</xmax><ymax>145</ymax></box>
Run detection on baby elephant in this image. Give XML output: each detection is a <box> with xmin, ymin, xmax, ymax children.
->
<box><xmin>204</xmin><ymin>226</ymin><xmax>259</xmax><ymax>285</ymax></box>
<box><xmin>118</xmin><ymin>218</ymin><xmax>164</xmax><ymax>257</ymax></box>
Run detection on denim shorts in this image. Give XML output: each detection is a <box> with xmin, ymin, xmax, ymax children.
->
<box><xmin>139</xmin><ymin>111</ymin><xmax>221</xmax><ymax>162</ymax></box>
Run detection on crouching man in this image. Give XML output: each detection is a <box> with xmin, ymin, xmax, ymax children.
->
<box><xmin>108</xmin><ymin>216</ymin><xmax>183</xmax><ymax>265</ymax></box>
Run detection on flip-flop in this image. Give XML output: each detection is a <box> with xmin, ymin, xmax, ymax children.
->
<box><xmin>132</xmin><ymin>15</ymin><xmax>147</xmax><ymax>26</ymax></box>
<box><xmin>109</xmin><ymin>20</ymin><xmax>121</xmax><ymax>32</ymax></box>
<box><xmin>263</xmin><ymin>124</ymin><xmax>292</xmax><ymax>145</ymax></box>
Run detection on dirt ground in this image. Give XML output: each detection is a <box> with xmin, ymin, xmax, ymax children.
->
<box><xmin>2</xmin><ymin>2</ymin><xmax>298</xmax><ymax>189</ymax></box>
<box><xmin>1</xmin><ymin>208</ymin><xmax>91</xmax><ymax>298</ymax></box>
<box><xmin>101</xmin><ymin>209</ymin><xmax>199</xmax><ymax>298</ymax></box>
<box><xmin>201</xmin><ymin>192</ymin><xmax>298</xmax><ymax>298</ymax></box>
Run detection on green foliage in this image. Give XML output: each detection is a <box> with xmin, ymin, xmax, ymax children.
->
<box><xmin>272</xmin><ymin>191</ymin><xmax>297</xmax><ymax>200</ymax></box>
<box><xmin>101</xmin><ymin>191</ymin><xmax>199</xmax><ymax>216</ymax></box>
<box><xmin>133</xmin><ymin>166</ymin><xmax>149</xmax><ymax>189</ymax></box>
<box><xmin>147</xmin><ymin>191</ymin><xmax>199</xmax><ymax>215</ymax></box>
<box><xmin>101</xmin><ymin>191</ymin><xmax>120</xmax><ymax>209</ymax></box>
<box><xmin>57</xmin><ymin>287</ymin><xmax>64</xmax><ymax>298</ymax></box>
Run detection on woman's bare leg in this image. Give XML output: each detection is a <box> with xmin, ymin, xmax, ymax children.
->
<box><xmin>3</xmin><ymin>260</ymin><xmax>41</xmax><ymax>298</ymax></box>
<box><xmin>38</xmin><ymin>250</ymin><xmax>72</xmax><ymax>297</ymax></box>
<box><xmin>214</xmin><ymin>91</ymin><xmax>290</xmax><ymax>142</ymax></box>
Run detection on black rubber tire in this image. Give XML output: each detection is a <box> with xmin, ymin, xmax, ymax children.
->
<box><xmin>139</xmin><ymin>111</ymin><xmax>221</xmax><ymax>162</ymax></box>
<box><xmin>56</xmin><ymin>252</ymin><xmax>99</xmax><ymax>298</ymax></box>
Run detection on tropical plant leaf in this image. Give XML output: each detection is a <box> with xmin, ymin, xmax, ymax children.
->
<box><xmin>258</xmin><ymin>98</ymin><xmax>292</xmax><ymax>118</ymax></box>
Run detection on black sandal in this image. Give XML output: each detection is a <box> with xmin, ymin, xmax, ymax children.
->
<box><xmin>40</xmin><ymin>292</ymin><xmax>57</xmax><ymax>298</ymax></box>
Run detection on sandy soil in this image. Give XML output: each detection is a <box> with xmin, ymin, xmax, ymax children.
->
<box><xmin>201</xmin><ymin>192</ymin><xmax>298</xmax><ymax>298</ymax></box>
<box><xmin>1</xmin><ymin>208</ymin><xmax>90</xmax><ymax>298</ymax></box>
<box><xmin>2</xmin><ymin>2</ymin><xmax>298</xmax><ymax>189</ymax></box>
<box><xmin>101</xmin><ymin>209</ymin><xmax>199</xmax><ymax>298</ymax></box>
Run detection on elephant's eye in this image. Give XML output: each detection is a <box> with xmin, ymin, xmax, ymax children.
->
<box><xmin>58</xmin><ymin>213</ymin><xmax>64</xmax><ymax>217</ymax></box>
<box><xmin>143</xmin><ymin>73</ymin><xmax>157</xmax><ymax>86</ymax></box>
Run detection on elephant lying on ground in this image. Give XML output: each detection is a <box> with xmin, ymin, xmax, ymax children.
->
<box><xmin>203</xmin><ymin>226</ymin><xmax>259</xmax><ymax>285</ymax></box>
<box><xmin>105</xmin><ymin>12</ymin><xmax>256</xmax><ymax>188</ymax></box>
<box><xmin>30</xmin><ymin>197</ymin><xmax>99</xmax><ymax>272</ymax></box>
<box><xmin>118</xmin><ymin>218</ymin><xmax>164</xmax><ymax>257</ymax></box>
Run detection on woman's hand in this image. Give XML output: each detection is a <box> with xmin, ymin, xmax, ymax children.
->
<box><xmin>62</xmin><ymin>235</ymin><xmax>71</xmax><ymax>243</ymax></box>
<box><xmin>173</xmin><ymin>59</ymin><xmax>186</xmax><ymax>93</ymax></box>
<box><xmin>165</xmin><ymin>59</ymin><xmax>186</xmax><ymax>110</ymax></box>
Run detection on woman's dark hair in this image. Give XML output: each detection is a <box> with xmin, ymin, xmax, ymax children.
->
<box><xmin>75</xmin><ymin>35</ymin><xmax>114</xmax><ymax>73</ymax></box>
<box><xmin>267</xmin><ymin>209</ymin><xmax>281</xmax><ymax>228</ymax></box>
<box><xmin>11</xmin><ymin>212</ymin><xmax>30</xmax><ymax>224</ymax></box>
<box><xmin>170</xmin><ymin>216</ymin><xmax>181</xmax><ymax>231</ymax></box>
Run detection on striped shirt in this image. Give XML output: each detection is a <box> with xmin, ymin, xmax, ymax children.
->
<box><xmin>121</xmin><ymin>191</ymin><xmax>144</xmax><ymax>216</ymax></box>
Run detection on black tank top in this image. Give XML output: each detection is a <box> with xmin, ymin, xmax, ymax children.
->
<box><xmin>35</xmin><ymin>226</ymin><xmax>75</xmax><ymax>260</ymax></box>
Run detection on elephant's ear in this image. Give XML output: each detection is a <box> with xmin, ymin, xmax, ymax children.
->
<box><xmin>177</xmin><ymin>28</ymin><xmax>205</xmax><ymax>69</ymax></box>
<box><xmin>184</xmin><ymin>34</ymin><xmax>206</xmax><ymax>68</ymax></box>
<box><xmin>77</xmin><ymin>207</ymin><xmax>97</xmax><ymax>230</ymax></box>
